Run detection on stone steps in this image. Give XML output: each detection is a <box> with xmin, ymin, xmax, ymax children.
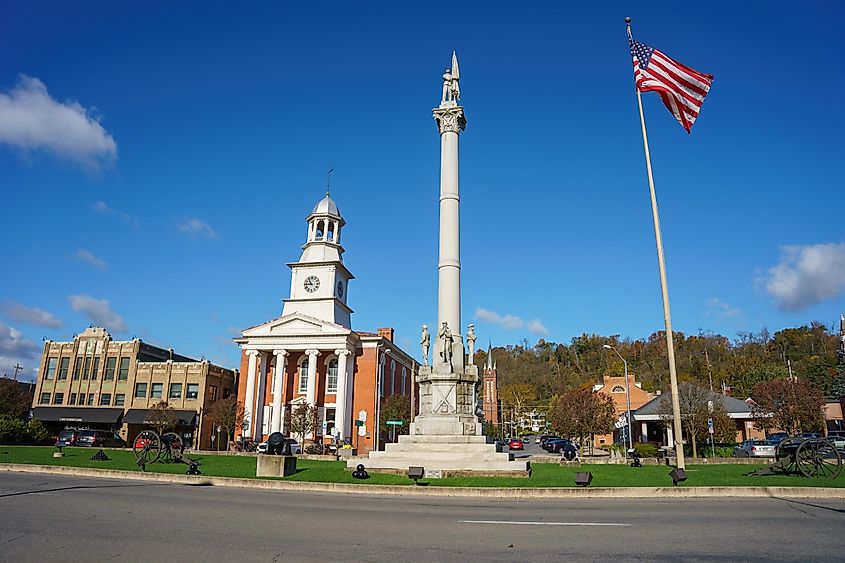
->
<box><xmin>384</xmin><ymin>442</ymin><xmax>500</xmax><ymax>453</ymax></box>
<box><xmin>397</xmin><ymin>434</ymin><xmax>490</xmax><ymax>445</ymax></box>
<box><xmin>368</xmin><ymin>450</ymin><xmax>512</xmax><ymax>463</ymax></box>
<box><xmin>358</xmin><ymin>458</ymin><xmax>529</xmax><ymax>472</ymax></box>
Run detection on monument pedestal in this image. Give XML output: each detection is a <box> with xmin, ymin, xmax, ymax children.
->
<box><xmin>256</xmin><ymin>455</ymin><xmax>297</xmax><ymax>478</ymax></box>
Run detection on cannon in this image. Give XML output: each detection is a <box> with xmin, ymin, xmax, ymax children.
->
<box><xmin>133</xmin><ymin>429</ymin><xmax>201</xmax><ymax>474</ymax></box>
<box><xmin>746</xmin><ymin>437</ymin><xmax>841</xmax><ymax>479</ymax></box>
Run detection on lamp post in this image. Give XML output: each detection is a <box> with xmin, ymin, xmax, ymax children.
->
<box><xmin>603</xmin><ymin>345</ymin><xmax>633</xmax><ymax>453</ymax></box>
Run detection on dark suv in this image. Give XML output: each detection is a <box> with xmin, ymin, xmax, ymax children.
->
<box><xmin>77</xmin><ymin>430</ymin><xmax>127</xmax><ymax>448</ymax></box>
<box><xmin>56</xmin><ymin>429</ymin><xmax>80</xmax><ymax>447</ymax></box>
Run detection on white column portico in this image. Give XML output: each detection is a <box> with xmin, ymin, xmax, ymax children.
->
<box><xmin>271</xmin><ymin>350</ymin><xmax>288</xmax><ymax>433</ymax></box>
<box><xmin>305</xmin><ymin>349</ymin><xmax>320</xmax><ymax>406</ymax></box>
<box><xmin>334</xmin><ymin>349</ymin><xmax>352</xmax><ymax>440</ymax></box>
<box><xmin>243</xmin><ymin>350</ymin><xmax>259</xmax><ymax>439</ymax></box>
<box><xmin>254</xmin><ymin>352</ymin><xmax>268</xmax><ymax>440</ymax></box>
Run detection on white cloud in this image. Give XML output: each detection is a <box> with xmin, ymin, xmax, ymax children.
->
<box><xmin>91</xmin><ymin>200</ymin><xmax>138</xmax><ymax>228</ymax></box>
<box><xmin>705</xmin><ymin>297</ymin><xmax>742</xmax><ymax>319</ymax></box>
<box><xmin>75</xmin><ymin>249</ymin><xmax>107</xmax><ymax>270</ymax></box>
<box><xmin>760</xmin><ymin>242</ymin><xmax>845</xmax><ymax>312</ymax></box>
<box><xmin>0</xmin><ymin>75</ymin><xmax>117</xmax><ymax>168</ymax></box>
<box><xmin>0</xmin><ymin>323</ymin><xmax>40</xmax><ymax>380</ymax></box>
<box><xmin>1</xmin><ymin>301</ymin><xmax>62</xmax><ymax>328</ymax></box>
<box><xmin>475</xmin><ymin>307</ymin><xmax>548</xmax><ymax>336</ymax></box>
<box><xmin>68</xmin><ymin>294</ymin><xmax>127</xmax><ymax>332</ymax></box>
<box><xmin>177</xmin><ymin>217</ymin><xmax>219</xmax><ymax>239</ymax></box>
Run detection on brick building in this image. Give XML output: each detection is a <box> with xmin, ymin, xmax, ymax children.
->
<box><xmin>592</xmin><ymin>372</ymin><xmax>655</xmax><ymax>448</ymax></box>
<box><xmin>31</xmin><ymin>327</ymin><xmax>237</xmax><ymax>449</ymax></box>
<box><xmin>481</xmin><ymin>342</ymin><xmax>499</xmax><ymax>425</ymax></box>
<box><xmin>234</xmin><ymin>193</ymin><xmax>416</xmax><ymax>454</ymax></box>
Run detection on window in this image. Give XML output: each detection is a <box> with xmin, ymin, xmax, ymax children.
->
<box><xmin>209</xmin><ymin>385</ymin><xmax>218</xmax><ymax>403</ymax></box>
<box><xmin>325</xmin><ymin>407</ymin><xmax>336</xmax><ymax>437</ymax></box>
<box><xmin>135</xmin><ymin>383</ymin><xmax>147</xmax><ymax>398</ymax></box>
<box><xmin>401</xmin><ymin>367</ymin><xmax>407</xmax><ymax>395</ymax></box>
<box><xmin>326</xmin><ymin>359</ymin><xmax>338</xmax><ymax>393</ymax></box>
<box><xmin>114</xmin><ymin>393</ymin><xmax>125</xmax><ymax>406</ymax></box>
<box><xmin>58</xmin><ymin>357</ymin><xmax>69</xmax><ymax>380</ymax></box>
<box><xmin>223</xmin><ymin>388</ymin><xmax>232</xmax><ymax>398</ymax></box>
<box><xmin>611</xmin><ymin>385</ymin><xmax>625</xmax><ymax>393</ymax></box>
<box><xmin>87</xmin><ymin>393</ymin><xmax>95</xmax><ymax>406</ymax></box>
<box><xmin>100</xmin><ymin>393</ymin><xmax>111</xmax><ymax>406</ymax></box>
<box><xmin>73</xmin><ymin>359</ymin><xmax>82</xmax><ymax>379</ymax></box>
<box><xmin>40</xmin><ymin>392</ymin><xmax>50</xmax><ymax>404</ymax></box>
<box><xmin>105</xmin><ymin>357</ymin><xmax>116</xmax><ymax>380</ymax></box>
<box><xmin>186</xmin><ymin>383</ymin><xmax>199</xmax><ymax>400</ymax></box>
<box><xmin>91</xmin><ymin>357</ymin><xmax>100</xmax><ymax>380</ymax></box>
<box><xmin>169</xmin><ymin>383</ymin><xmax>182</xmax><ymax>399</ymax></box>
<box><xmin>83</xmin><ymin>357</ymin><xmax>91</xmax><ymax>379</ymax></box>
<box><xmin>69</xmin><ymin>393</ymin><xmax>77</xmax><ymax>405</ymax></box>
<box><xmin>298</xmin><ymin>359</ymin><xmax>309</xmax><ymax>393</ymax></box>
<box><xmin>390</xmin><ymin>360</ymin><xmax>396</xmax><ymax>395</ymax></box>
<box><xmin>151</xmin><ymin>383</ymin><xmax>163</xmax><ymax>399</ymax></box>
<box><xmin>118</xmin><ymin>357</ymin><xmax>130</xmax><ymax>380</ymax></box>
<box><xmin>45</xmin><ymin>357</ymin><xmax>57</xmax><ymax>380</ymax></box>
<box><xmin>53</xmin><ymin>392</ymin><xmax>64</xmax><ymax>405</ymax></box>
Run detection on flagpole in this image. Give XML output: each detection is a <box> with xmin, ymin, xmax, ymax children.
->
<box><xmin>627</xmin><ymin>16</ymin><xmax>686</xmax><ymax>470</ymax></box>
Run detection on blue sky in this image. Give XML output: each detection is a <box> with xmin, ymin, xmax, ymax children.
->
<box><xmin>2</xmin><ymin>2</ymin><xmax>844</xmax><ymax>380</ymax></box>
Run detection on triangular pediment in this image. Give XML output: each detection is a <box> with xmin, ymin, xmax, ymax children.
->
<box><xmin>241</xmin><ymin>313</ymin><xmax>351</xmax><ymax>338</ymax></box>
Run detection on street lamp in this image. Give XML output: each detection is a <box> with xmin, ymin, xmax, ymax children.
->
<box><xmin>603</xmin><ymin>344</ymin><xmax>633</xmax><ymax>453</ymax></box>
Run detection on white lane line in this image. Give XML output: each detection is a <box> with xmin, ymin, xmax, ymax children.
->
<box><xmin>458</xmin><ymin>520</ymin><xmax>631</xmax><ymax>527</ymax></box>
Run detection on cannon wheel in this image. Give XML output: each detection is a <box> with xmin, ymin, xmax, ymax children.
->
<box><xmin>775</xmin><ymin>437</ymin><xmax>802</xmax><ymax>474</ymax></box>
<box><xmin>133</xmin><ymin>430</ymin><xmax>162</xmax><ymax>466</ymax></box>
<box><xmin>160</xmin><ymin>432</ymin><xmax>184</xmax><ymax>463</ymax></box>
<box><xmin>796</xmin><ymin>438</ymin><xmax>842</xmax><ymax>479</ymax></box>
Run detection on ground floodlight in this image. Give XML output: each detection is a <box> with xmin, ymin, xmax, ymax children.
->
<box><xmin>575</xmin><ymin>472</ymin><xmax>593</xmax><ymax>487</ymax></box>
<box><xmin>408</xmin><ymin>466</ymin><xmax>425</xmax><ymax>485</ymax></box>
<box><xmin>670</xmin><ymin>468</ymin><xmax>687</xmax><ymax>486</ymax></box>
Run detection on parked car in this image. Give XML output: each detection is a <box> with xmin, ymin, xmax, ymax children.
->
<box><xmin>765</xmin><ymin>432</ymin><xmax>790</xmax><ymax>445</ymax></box>
<box><xmin>824</xmin><ymin>431</ymin><xmax>845</xmax><ymax>450</ymax></box>
<box><xmin>508</xmin><ymin>438</ymin><xmax>524</xmax><ymax>450</ymax></box>
<box><xmin>78</xmin><ymin>430</ymin><xmax>126</xmax><ymax>448</ymax></box>
<box><xmin>256</xmin><ymin>438</ymin><xmax>301</xmax><ymax>454</ymax></box>
<box><xmin>56</xmin><ymin>429</ymin><xmax>79</xmax><ymax>447</ymax></box>
<box><xmin>542</xmin><ymin>438</ymin><xmax>567</xmax><ymax>452</ymax></box>
<box><xmin>545</xmin><ymin>438</ymin><xmax>574</xmax><ymax>454</ymax></box>
<box><xmin>799</xmin><ymin>432</ymin><xmax>823</xmax><ymax>440</ymax></box>
<box><xmin>733</xmin><ymin>439</ymin><xmax>776</xmax><ymax>458</ymax></box>
<box><xmin>538</xmin><ymin>435</ymin><xmax>560</xmax><ymax>449</ymax></box>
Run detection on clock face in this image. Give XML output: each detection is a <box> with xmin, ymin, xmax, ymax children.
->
<box><xmin>303</xmin><ymin>275</ymin><xmax>320</xmax><ymax>293</ymax></box>
<box><xmin>336</xmin><ymin>280</ymin><xmax>344</xmax><ymax>298</ymax></box>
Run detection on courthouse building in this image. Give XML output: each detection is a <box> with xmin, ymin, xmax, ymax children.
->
<box><xmin>31</xmin><ymin>326</ymin><xmax>237</xmax><ymax>449</ymax></box>
<box><xmin>234</xmin><ymin>193</ymin><xmax>416</xmax><ymax>454</ymax></box>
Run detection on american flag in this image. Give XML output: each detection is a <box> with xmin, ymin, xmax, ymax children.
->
<box><xmin>629</xmin><ymin>32</ymin><xmax>713</xmax><ymax>133</ymax></box>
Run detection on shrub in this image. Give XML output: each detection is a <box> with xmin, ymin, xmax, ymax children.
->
<box><xmin>0</xmin><ymin>416</ymin><xmax>27</xmax><ymax>444</ymax></box>
<box><xmin>25</xmin><ymin>419</ymin><xmax>48</xmax><ymax>443</ymax></box>
<box><xmin>632</xmin><ymin>441</ymin><xmax>658</xmax><ymax>458</ymax></box>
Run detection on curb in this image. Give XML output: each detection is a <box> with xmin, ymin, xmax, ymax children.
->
<box><xmin>3</xmin><ymin>463</ymin><xmax>845</xmax><ymax>499</ymax></box>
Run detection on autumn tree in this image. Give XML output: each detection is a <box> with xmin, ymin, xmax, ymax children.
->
<box><xmin>287</xmin><ymin>402</ymin><xmax>317</xmax><ymax>446</ymax></box>
<box><xmin>751</xmin><ymin>378</ymin><xmax>825</xmax><ymax>434</ymax></box>
<box><xmin>548</xmin><ymin>389</ymin><xmax>616</xmax><ymax>453</ymax></box>
<box><xmin>499</xmin><ymin>383</ymin><xmax>536</xmax><ymax>432</ymax></box>
<box><xmin>379</xmin><ymin>395</ymin><xmax>411</xmax><ymax>440</ymax></box>
<box><xmin>206</xmin><ymin>395</ymin><xmax>245</xmax><ymax>441</ymax></box>
<box><xmin>656</xmin><ymin>382</ymin><xmax>713</xmax><ymax>458</ymax></box>
<box><xmin>0</xmin><ymin>379</ymin><xmax>30</xmax><ymax>419</ymax></box>
<box><xmin>146</xmin><ymin>401</ymin><xmax>178</xmax><ymax>435</ymax></box>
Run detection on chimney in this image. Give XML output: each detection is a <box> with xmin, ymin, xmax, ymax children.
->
<box><xmin>377</xmin><ymin>328</ymin><xmax>394</xmax><ymax>342</ymax></box>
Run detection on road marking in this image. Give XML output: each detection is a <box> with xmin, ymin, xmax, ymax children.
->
<box><xmin>458</xmin><ymin>520</ymin><xmax>631</xmax><ymax>527</ymax></box>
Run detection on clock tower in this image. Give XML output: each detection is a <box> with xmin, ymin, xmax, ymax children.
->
<box><xmin>281</xmin><ymin>192</ymin><xmax>354</xmax><ymax>328</ymax></box>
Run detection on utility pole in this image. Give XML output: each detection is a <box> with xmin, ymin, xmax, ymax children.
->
<box><xmin>12</xmin><ymin>363</ymin><xmax>24</xmax><ymax>381</ymax></box>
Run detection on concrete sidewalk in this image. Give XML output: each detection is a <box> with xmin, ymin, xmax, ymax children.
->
<box><xmin>3</xmin><ymin>463</ymin><xmax>845</xmax><ymax>499</ymax></box>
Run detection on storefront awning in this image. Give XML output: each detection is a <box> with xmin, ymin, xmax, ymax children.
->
<box><xmin>123</xmin><ymin>409</ymin><xmax>198</xmax><ymax>426</ymax></box>
<box><xmin>32</xmin><ymin>407</ymin><xmax>124</xmax><ymax>424</ymax></box>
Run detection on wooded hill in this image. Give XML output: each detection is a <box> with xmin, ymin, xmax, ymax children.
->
<box><xmin>477</xmin><ymin>321</ymin><xmax>845</xmax><ymax>404</ymax></box>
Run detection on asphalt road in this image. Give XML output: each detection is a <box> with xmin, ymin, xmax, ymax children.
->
<box><xmin>2</xmin><ymin>471</ymin><xmax>844</xmax><ymax>562</ymax></box>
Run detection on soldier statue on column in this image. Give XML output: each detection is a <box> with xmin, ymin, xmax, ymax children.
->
<box><xmin>439</xmin><ymin>321</ymin><xmax>453</xmax><ymax>369</ymax></box>
<box><xmin>420</xmin><ymin>324</ymin><xmax>430</xmax><ymax>366</ymax></box>
<box><xmin>466</xmin><ymin>324</ymin><xmax>476</xmax><ymax>364</ymax></box>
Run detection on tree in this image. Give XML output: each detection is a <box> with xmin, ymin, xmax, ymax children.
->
<box><xmin>751</xmin><ymin>378</ymin><xmax>825</xmax><ymax>434</ymax></box>
<box><xmin>146</xmin><ymin>401</ymin><xmax>178</xmax><ymax>435</ymax></box>
<box><xmin>206</xmin><ymin>395</ymin><xmax>245</xmax><ymax>441</ymax></box>
<box><xmin>287</xmin><ymin>402</ymin><xmax>317</xmax><ymax>446</ymax></box>
<box><xmin>0</xmin><ymin>379</ymin><xmax>30</xmax><ymax>419</ymax></box>
<box><xmin>548</xmin><ymin>389</ymin><xmax>616</xmax><ymax>452</ymax></box>
<box><xmin>379</xmin><ymin>395</ymin><xmax>411</xmax><ymax>440</ymax></box>
<box><xmin>656</xmin><ymin>382</ymin><xmax>711</xmax><ymax>458</ymax></box>
<box><xmin>499</xmin><ymin>383</ymin><xmax>536</xmax><ymax>432</ymax></box>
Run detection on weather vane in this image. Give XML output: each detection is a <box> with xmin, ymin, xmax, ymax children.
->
<box><xmin>326</xmin><ymin>167</ymin><xmax>334</xmax><ymax>196</ymax></box>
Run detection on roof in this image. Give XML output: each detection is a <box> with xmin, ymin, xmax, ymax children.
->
<box><xmin>634</xmin><ymin>390</ymin><xmax>754</xmax><ymax>419</ymax></box>
<box><xmin>311</xmin><ymin>194</ymin><xmax>341</xmax><ymax>217</ymax></box>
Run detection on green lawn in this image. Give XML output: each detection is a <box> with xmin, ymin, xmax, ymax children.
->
<box><xmin>1</xmin><ymin>446</ymin><xmax>843</xmax><ymax>488</ymax></box>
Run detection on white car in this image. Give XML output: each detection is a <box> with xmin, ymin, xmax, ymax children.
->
<box><xmin>825</xmin><ymin>432</ymin><xmax>845</xmax><ymax>450</ymax></box>
<box><xmin>257</xmin><ymin>438</ymin><xmax>301</xmax><ymax>454</ymax></box>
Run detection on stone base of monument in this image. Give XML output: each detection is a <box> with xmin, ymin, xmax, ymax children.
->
<box><xmin>347</xmin><ymin>434</ymin><xmax>531</xmax><ymax>477</ymax></box>
<box><xmin>256</xmin><ymin>455</ymin><xmax>297</xmax><ymax>478</ymax></box>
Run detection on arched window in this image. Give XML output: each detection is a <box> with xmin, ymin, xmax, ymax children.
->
<box><xmin>390</xmin><ymin>360</ymin><xmax>396</xmax><ymax>395</ymax></box>
<box><xmin>611</xmin><ymin>385</ymin><xmax>625</xmax><ymax>393</ymax></box>
<box><xmin>326</xmin><ymin>358</ymin><xmax>338</xmax><ymax>393</ymax></box>
<box><xmin>315</xmin><ymin>220</ymin><xmax>324</xmax><ymax>240</ymax></box>
<box><xmin>401</xmin><ymin>366</ymin><xmax>407</xmax><ymax>395</ymax></box>
<box><xmin>298</xmin><ymin>359</ymin><xmax>309</xmax><ymax>394</ymax></box>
